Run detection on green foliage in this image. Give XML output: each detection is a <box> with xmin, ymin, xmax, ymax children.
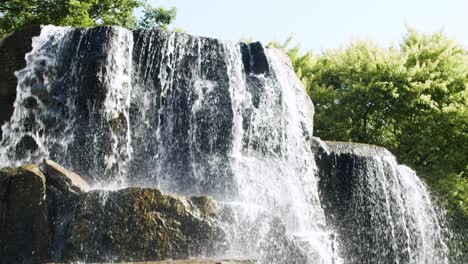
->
<box><xmin>138</xmin><ymin>5</ymin><xmax>176</xmax><ymax>30</ymax></box>
<box><xmin>0</xmin><ymin>0</ymin><xmax>177</xmax><ymax>37</ymax></box>
<box><xmin>279</xmin><ymin>30</ymin><xmax>467</xmax><ymax>245</ymax></box>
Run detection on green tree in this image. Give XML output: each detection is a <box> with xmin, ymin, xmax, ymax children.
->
<box><xmin>138</xmin><ymin>5</ymin><xmax>176</xmax><ymax>29</ymax></box>
<box><xmin>0</xmin><ymin>0</ymin><xmax>177</xmax><ymax>37</ymax></box>
<box><xmin>397</xmin><ymin>30</ymin><xmax>467</xmax><ymax>183</ymax></box>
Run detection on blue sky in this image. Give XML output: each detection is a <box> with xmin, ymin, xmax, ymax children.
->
<box><xmin>148</xmin><ymin>0</ymin><xmax>467</xmax><ymax>53</ymax></box>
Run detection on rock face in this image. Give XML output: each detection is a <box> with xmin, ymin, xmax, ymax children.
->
<box><xmin>0</xmin><ymin>25</ymin><xmax>41</xmax><ymax>139</ymax></box>
<box><xmin>313</xmin><ymin>139</ymin><xmax>448</xmax><ymax>264</ymax></box>
<box><xmin>0</xmin><ymin>162</ymin><xmax>227</xmax><ymax>263</ymax></box>
<box><xmin>0</xmin><ymin>164</ymin><xmax>50</xmax><ymax>264</ymax></box>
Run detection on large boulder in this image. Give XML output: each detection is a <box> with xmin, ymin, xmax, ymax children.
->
<box><xmin>0</xmin><ymin>164</ymin><xmax>50</xmax><ymax>264</ymax></box>
<box><xmin>57</xmin><ymin>188</ymin><xmax>226</xmax><ymax>262</ymax></box>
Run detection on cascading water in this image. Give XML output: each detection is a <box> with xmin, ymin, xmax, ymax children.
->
<box><xmin>0</xmin><ymin>25</ymin><xmax>450</xmax><ymax>263</ymax></box>
<box><xmin>129</xmin><ymin>28</ymin><xmax>338</xmax><ymax>262</ymax></box>
<box><xmin>0</xmin><ymin>26</ymin><xmax>134</xmax><ymax>187</ymax></box>
<box><xmin>221</xmin><ymin>46</ymin><xmax>337</xmax><ymax>263</ymax></box>
<box><xmin>314</xmin><ymin>141</ymin><xmax>449</xmax><ymax>263</ymax></box>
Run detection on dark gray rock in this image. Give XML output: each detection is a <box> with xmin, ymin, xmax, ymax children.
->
<box><xmin>312</xmin><ymin>139</ymin><xmax>449</xmax><ymax>263</ymax></box>
<box><xmin>313</xmin><ymin>139</ymin><xmax>398</xmax><ymax>263</ymax></box>
<box><xmin>241</xmin><ymin>42</ymin><xmax>270</xmax><ymax>75</ymax></box>
<box><xmin>0</xmin><ymin>25</ymin><xmax>41</xmax><ymax>139</ymax></box>
<box><xmin>0</xmin><ymin>26</ymin><xmax>300</xmax><ymax>205</ymax></box>
<box><xmin>0</xmin><ymin>164</ymin><xmax>50</xmax><ymax>264</ymax></box>
<box><xmin>130</xmin><ymin>29</ymin><xmax>236</xmax><ymax>195</ymax></box>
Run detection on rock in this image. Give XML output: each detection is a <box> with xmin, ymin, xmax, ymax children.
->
<box><xmin>42</xmin><ymin>159</ymin><xmax>90</xmax><ymax>192</ymax></box>
<box><xmin>0</xmin><ymin>25</ymin><xmax>41</xmax><ymax>139</ymax></box>
<box><xmin>0</xmin><ymin>164</ymin><xmax>50</xmax><ymax>264</ymax></box>
<box><xmin>189</xmin><ymin>196</ymin><xmax>217</xmax><ymax>218</ymax></box>
<box><xmin>312</xmin><ymin>139</ymin><xmax>394</xmax><ymax>262</ymax></box>
<box><xmin>312</xmin><ymin>139</ymin><xmax>446</xmax><ymax>263</ymax></box>
<box><xmin>240</xmin><ymin>42</ymin><xmax>270</xmax><ymax>75</ymax></box>
<box><xmin>55</xmin><ymin>188</ymin><xmax>226</xmax><ymax>262</ymax></box>
<box><xmin>15</xmin><ymin>134</ymin><xmax>39</xmax><ymax>159</ymax></box>
<box><xmin>311</xmin><ymin>138</ymin><xmax>392</xmax><ymax>158</ymax></box>
<box><xmin>0</xmin><ymin>162</ymin><xmax>229</xmax><ymax>263</ymax></box>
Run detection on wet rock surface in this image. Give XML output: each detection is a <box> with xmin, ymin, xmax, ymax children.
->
<box><xmin>59</xmin><ymin>188</ymin><xmax>226</xmax><ymax>262</ymax></box>
<box><xmin>0</xmin><ymin>162</ymin><xmax>227</xmax><ymax>263</ymax></box>
<box><xmin>313</xmin><ymin>139</ymin><xmax>448</xmax><ymax>263</ymax></box>
<box><xmin>0</xmin><ymin>164</ymin><xmax>50</xmax><ymax>264</ymax></box>
<box><xmin>313</xmin><ymin>139</ymin><xmax>397</xmax><ymax>263</ymax></box>
<box><xmin>0</xmin><ymin>25</ymin><xmax>41</xmax><ymax>139</ymax></box>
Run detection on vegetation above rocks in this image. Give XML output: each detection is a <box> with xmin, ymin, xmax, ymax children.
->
<box><xmin>0</xmin><ymin>0</ymin><xmax>177</xmax><ymax>38</ymax></box>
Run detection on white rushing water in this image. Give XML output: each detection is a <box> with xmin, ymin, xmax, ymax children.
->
<box><xmin>100</xmin><ymin>27</ymin><xmax>134</xmax><ymax>187</ymax></box>
<box><xmin>0</xmin><ymin>26</ymin><xmax>73</xmax><ymax>167</ymax></box>
<box><xmin>222</xmin><ymin>43</ymin><xmax>339</xmax><ymax>263</ymax></box>
<box><xmin>0</xmin><ymin>25</ymin><xmax>450</xmax><ymax>264</ymax></box>
<box><xmin>0</xmin><ymin>25</ymin><xmax>134</xmax><ymax>188</ymax></box>
<box><xmin>390</xmin><ymin>159</ymin><xmax>448</xmax><ymax>263</ymax></box>
<box><xmin>317</xmin><ymin>141</ymin><xmax>450</xmax><ymax>264</ymax></box>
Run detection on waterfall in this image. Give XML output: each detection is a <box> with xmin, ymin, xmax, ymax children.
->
<box><xmin>0</xmin><ymin>25</ymin><xmax>450</xmax><ymax>263</ymax></box>
<box><xmin>315</xmin><ymin>141</ymin><xmax>449</xmax><ymax>263</ymax></box>
<box><xmin>0</xmin><ymin>25</ymin><xmax>134</xmax><ymax>187</ymax></box>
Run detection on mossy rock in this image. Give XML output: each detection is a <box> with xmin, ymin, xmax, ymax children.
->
<box><xmin>61</xmin><ymin>188</ymin><xmax>226</xmax><ymax>262</ymax></box>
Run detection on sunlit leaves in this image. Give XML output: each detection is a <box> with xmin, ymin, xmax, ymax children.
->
<box><xmin>0</xmin><ymin>0</ymin><xmax>177</xmax><ymax>37</ymax></box>
<box><xmin>138</xmin><ymin>5</ymin><xmax>176</xmax><ymax>29</ymax></box>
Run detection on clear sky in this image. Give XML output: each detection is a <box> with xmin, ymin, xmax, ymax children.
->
<box><xmin>147</xmin><ymin>0</ymin><xmax>467</xmax><ymax>53</ymax></box>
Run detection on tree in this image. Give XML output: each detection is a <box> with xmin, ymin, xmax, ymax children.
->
<box><xmin>396</xmin><ymin>29</ymin><xmax>467</xmax><ymax>184</ymax></box>
<box><xmin>0</xmin><ymin>0</ymin><xmax>177</xmax><ymax>37</ymax></box>
<box><xmin>138</xmin><ymin>5</ymin><xmax>176</xmax><ymax>30</ymax></box>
